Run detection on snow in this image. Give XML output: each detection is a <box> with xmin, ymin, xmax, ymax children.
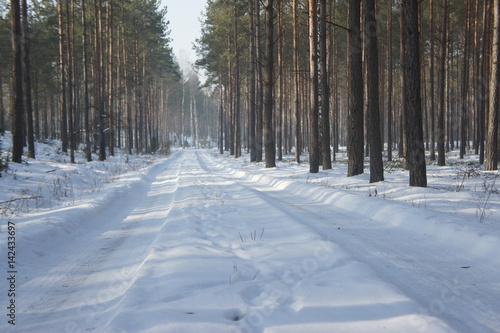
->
<box><xmin>1</xmin><ymin>138</ymin><xmax>500</xmax><ymax>333</ymax></box>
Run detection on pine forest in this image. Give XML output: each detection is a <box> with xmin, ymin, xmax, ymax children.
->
<box><xmin>1</xmin><ymin>0</ymin><xmax>500</xmax><ymax>187</ymax></box>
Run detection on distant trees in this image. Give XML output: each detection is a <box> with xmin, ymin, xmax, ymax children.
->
<box><xmin>4</xmin><ymin>0</ymin><xmax>499</xmax><ymax>179</ymax></box>
<box><xmin>1</xmin><ymin>0</ymin><xmax>215</xmax><ymax>164</ymax></box>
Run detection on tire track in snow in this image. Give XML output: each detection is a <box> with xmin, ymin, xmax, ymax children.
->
<box><xmin>197</xmin><ymin>150</ymin><xmax>500</xmax><ymax>333</ymax></box>
<box><xmin>14</xmin><ymin>152</ymin><xmax>185</xmax><ymax>333</ymax></box>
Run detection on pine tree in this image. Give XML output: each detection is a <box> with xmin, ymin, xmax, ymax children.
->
<box><xmin>347</xmin><ymin>0</ymin><xmax>364</xmax><ymax>177</ymax></box>
<box><xmin>264</xmin><ymin>0</ymin><xmax>275</xmax><ymax>168</ymax></box>
<box><xmin>486</xmin><ymin>0</ymin><xmax>499</xmax><ymax>171</ymax></box>
<box><xmin>11</xmin><ymin>0</ymin><xmax>24</xmax><ymax>163</ymax></box>
<box><xmin>401</xmin><ymin>0</ymin><xmax>427</xmax><ymax>187</ymax></box>
<box><xmin>365</xmin><ymin>0</ymin><xmax>383</xmax><ymax>183</ymax></box>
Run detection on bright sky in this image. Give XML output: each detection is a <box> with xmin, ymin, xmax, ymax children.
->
<box><xmin>161</xmin><ymin>0</ymin><xmax>207</xmax><ymax>67</ymax></box>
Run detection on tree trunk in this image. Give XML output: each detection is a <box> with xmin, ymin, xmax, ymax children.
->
<box><xmin>347</xmin><ymin>0</ymin><xmax>364</xmax><ymax>176</ymax></box>
<box><xmin>96</xmin><ymin>0</ymin><xmax>106</xmax><ymax>161</ymax></box>
<box><xmin>293</xmin><ymin>0</ymin><xmax>301</xmax><ymax>163</ymax></box>
<box><xmin>66</xmin><ymin>0</ymin><xmax>74</xmax><ymax>163</ymax></box>
<box><xmin>264</xmin><ymin>0</ymin><xmax>276</xmax><ymax>168</ymax></box>
<box><xmin>277</xmin><ymin>0</ymin><xmax>284</xmax><ymax>161</ymax></box>
<box><xmin>486</xmin><ymin>0</ymin><xmax>499</xmax><ymax>171</ymax></box>
<box><xmin>58</xmin><ymin>0</ymin><xmax>68</xmax><ymax>154</ymax></box>
<box><xmin>479</xmin><ymin>0</ymin><xmax>490</xmax><ymax>164</ymax></box>
<box><xmin>10</xmin><ymin>0</ymin><xmax>24</xmax><ymax>163</ymax></box>
<box><xmin>256</xmin><ymin>0</ymin><xmax>263</xmax><ymax>162</ymax></box>
<box><xmin>219</xmin><ymin>78</ymin><xmax>224</xmax><ymax>155</ymax></box>
<box><xmin>108</xmin><ymin>0</ymin><xmax>115</xmax><ymax>156</ymax></box>
<box><xmin>249</xmin><ymin>0</ymin><xmax>257</xmax><ymax>161</ymax></box>
<box><xmin>460</xmin><ymin>0</ymin><xmax>472</xmax><ymax>159</ymax></box>
<box><xmin>401</xmin><ymin>0</ymin><xmax>427</xmax><ymax>187</ymax></box>
<box><xmin>429</xmin><ymin>0</ymin><xmax>436</xmax><ymax>161</ymax></box>
<box><xmin>320</xmin><ymin>0</ymin><xmax>331</xmax><ymax>170</ymax></box>
<box><xmin>387</xmin><ymin>0</ymin><xmax>393</xmax><ymax>162</ymax></box>
<box><xmin>365</xmin><ymin>0</ymin><xmax>384</xmax><ymax>183</ymax></box>
<box><xmin>22</xmin><ymin>0</ymin><xmax>35</xmax><ymax>159</ymax></box>
<box><xmin>233</xmin><ymin>0</ymin><xmax>241</xmax><ymax>158</ymax></box>
<box><xmin>309</xmin><ymin>0</ymin><xmax>320</xmax><ymax>173</ymax></box>
<box><xmin>82</xmin><ymin>0</ymin><xmax>91</xmax><ymax>161</ymax></box>
<box><xmin>437</xmin><ymin>0</ymin><xmax>448</xmax><ymax>166</ymax></box>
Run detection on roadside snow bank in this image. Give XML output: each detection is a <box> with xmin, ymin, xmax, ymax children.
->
<box><xmin>206</xmin><ymin>151</ymin><xmax>500</xmax><ymax>267</ymax></box>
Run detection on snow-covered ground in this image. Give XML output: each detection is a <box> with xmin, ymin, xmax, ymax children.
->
<box><xmin>1</xmin><ymin>138</ymin><xmax>499</xmax><ymax>333</ymax></box>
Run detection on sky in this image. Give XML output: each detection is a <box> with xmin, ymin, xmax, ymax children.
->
<box><xmin>161</xmin><ymin>0</ymin><xmax>208</xmax><ymax>69</ymax></box>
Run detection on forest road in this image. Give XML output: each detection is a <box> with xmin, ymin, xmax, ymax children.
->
<box><xmin>6</xmin><ymin>149</ymin><xmax>499</xmax><ymax>333</ymax></box>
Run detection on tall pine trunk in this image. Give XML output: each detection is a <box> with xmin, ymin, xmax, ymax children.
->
<box><xmin>460</xmin><ymin>0</ymin><xmax>472</xmax><ymax>159</ymax></box>
<box><xmin>249</xmin><ymin>0</ymin><xmax>257</xmax><ymax>162</ymax></box>
<box><xmin>387</xmin><ymin>0</ymin><xmax>393</xmax><ymax>162</ymax></box>
<box><xmin>429</xmin><ymin>0</ymin><xmax>436</xmax><ymax>161</ymax></box>
<box><xmin>10</xmin><ymin>0</ymin><xmax>24</xmax><ymax>163</ymax></box>
<box><xmin>233</xmin><ymin>1</ymin><xmax>241</xmax><ymax>158</ymax></box>
<box><xmin>365</xmin><ymin>0</ymin><xmax>384</xmax><ymax>183</ymax></box>
<box><xmin>58</xmin><ymin>0</ymin><xmax>68</xmax><ymax>154</ymax></box>
<box><xmin>256</xmin><ymin>0</ymin><xmax>263</xmax><ymax>162</ymax></box>
<box><xmin>486</xmin><ymin>0</ymin><xmax>499</xmax><ymax>171</ymax></box>
<box><xmin>82</xmin><ymin>0</ymin><xmax>91</xmax><ymax>161</ymax></box>
<box><xmin>108</xmin><ymin>0</ymin><xmax>115</xmax><ymax>156</ymax></box>
<box><xmin>320</xmin><ymin>0</ymin><xmax>331</xmax><ymax>170</ymax></box>
<box><xmin>347</xmin><ymin>0</ymin><xmax>364</xmax><ymax>176</ymax></box>
<box><xmin>309</xmin><ymin>0</ymin><xmax>320</xmax><ymax>173</ymax></box>
<box><xmin>293</xmin><ymin>0</ymin><xmax>301</xmax><ymax>163</ymax></box>
<box><xmin>401</xmin><ymin>0</ymin><xmax>427</xmax><ymax>187</ymax></box>
<box><xmin>264</xmin><ymin>0</ymin><xmax>275</xmax><ymax>168</ymax></box>
<box><xmin>66</xmin><ymin>0</ymin><xmax>74</xmax><ymax>163</ymax></box>
<box><xmin>437</xmin><ymin>0</ymin><xmax>448</xmax><ymax>166</ymax></box>
<box><xmin>22</xmin><ymin>0</ymin><xmax>35</xmax><ymax>159</ymax></box>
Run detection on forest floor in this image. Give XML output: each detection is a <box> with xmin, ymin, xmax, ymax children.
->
<box><xmin>1</xmin><ymin>137</ymin><xmax>500</xmax><ymax>332</ymax></box>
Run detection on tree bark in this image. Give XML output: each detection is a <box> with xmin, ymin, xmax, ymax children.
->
<box><xmin>58</xmin><ymin>0</ymin><xmax>68</xmax><ymax>154</ymax></box>
<box><xmin>479</xmin><ymin>0</ymin><xmax>490</xmax><ymax>165</ymax></box>
<box><xmin>264</xmin><ymin>0</ymin><xmax>276</xmax><ymax>168</ymax></box>
<box><xmin>256</xmin><ymin>0</ymin><xmax>263</xmax><ymax>162</ymax></box>
<box><xmin>365</xmin><ymin>0</ymin><xmax>384</xmax><ymax>183</ymax></box>
<box><xmin>320</xmin><ymin>0</ymin><xmax>331</xmax><ymax>170</ymax></box>
<box><xmin>95</xmin><ymin>0</ymin><xmax>106</xmax><ymax>160</ymax></box>
<box><xmin>309</xmin><ymin>0</ymin><xmax>320</xmax><ymax>173</ymax></box>
<box><xmin>277</xmin><ymin>0</ymin><xmax>283</xmax><ymax>161</ymax></box>
<box><xmin>82</xmin><ymin>0</ymin><xmax>91</xmax><ymax>161</ymax></box>
<box><xmin>66</xmin><ymin>0</ymin><xmax>74</xmax><ymax>163</ymax></box>
<box><xmin>401</xmin><ymin>0</ymin><xmax>427</xmax><ymax>187</ymax></box>
<box><xmin>249</xmin><ymin>0</ymin><xmax>257</xmax><ymax>161</ymax></box>
<box><xmin>233</xmin><ymin>0</ymin><xmax>241</xmax><ymax>158</ymax></box>
<box><xmin>108</xmin><ymin>0</ymin><xmax>115</xmax><ymax>156</ymax></box>
<box><xmin>460</xmin><ymin>0</ymin><xmax>472</xmax><ymax>159</ymax></box>
<box><xmin>347</xmin><ymin>0</ymin><xmax>364</xmax><ymax>176</ymax></box>
<box><xmin>486</xmin><ymin>0</ymin><xmax>499</xmax><ymax>171</ymax></box>
<box><xmin>437</xmin><ymin>0</ymin><xmax>448</xmax><ymax>166</ymax></box>
<box><xmin>10</xmin><ymin>0</ymin><xmax>24</xmax><ymax>163</ymax></box>
<box><xmin>429</xmin><ymin>0</ymin><xmax>436</xmax><ymax>161</ymax></box>
<box><xmin>293</xmin><ymin>0</ymin><xmax>301</xmax><ymax>163</ymax></box>
<box><xmin>387</xmin><ymin>0</ymin><xmax>393</xmax><ymax>162</ymax></box>
<box><xmin>22</xmin><ymin>0</ymin><xmax>35</xmax><ymax>159</ymax></box>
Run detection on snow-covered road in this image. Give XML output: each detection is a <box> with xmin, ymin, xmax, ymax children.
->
<box><xmin>2</xmin><ymin>150</ymin><xmax>499</xmax><ymax>332</ymax></box>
